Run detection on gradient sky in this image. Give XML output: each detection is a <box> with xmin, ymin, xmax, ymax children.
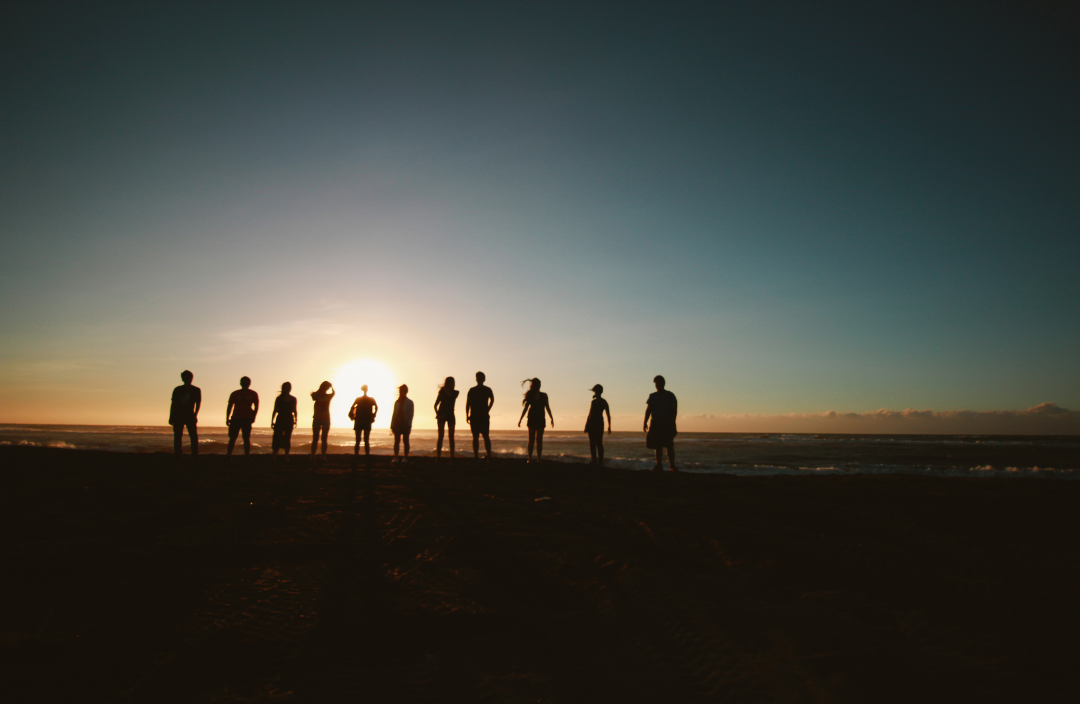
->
<box><xmin>2</xmin><ymin>1</ymin><xmax>1078</xmax><ymax>431</ymax></box>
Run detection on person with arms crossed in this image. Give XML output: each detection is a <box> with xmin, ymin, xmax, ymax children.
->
<box><xmin>169</xmin><ymin>370</ymin><xmax>201</xmax><ymax>458</ymax></box>
<box><xmin>226</xmin><ymin>376</ymin><xmax>259</xmax><ymax>457</ymax></box>
<box><xmin>466</xmin><ymin>371</ymin><xmax>495</xmax><ymax>461</ymax></box>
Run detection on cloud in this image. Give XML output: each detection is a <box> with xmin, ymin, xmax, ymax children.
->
<box><xmin>680</xmin><ymin>403</ymin><xmax>1080</xmax><ymax>434</ymax></box>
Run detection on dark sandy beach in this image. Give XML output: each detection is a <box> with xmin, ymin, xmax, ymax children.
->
<box><xmin>2</xmin><ymin>446</ymin><xmax>1078</xmax><ymax>703</ymax></box>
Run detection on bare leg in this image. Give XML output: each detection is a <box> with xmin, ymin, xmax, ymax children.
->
<box><xmin>354</xmin><ymin>429</ymin><xmax>361</xmax><ymax>455</ymax></box>
<box><xmin>363</xmin><ymin>428</ymin><xmax>371</xmax><ymax>455</ymax></box>
<box><xmin>472</xmin><ymin>432</ymin><xmax>480</xmax><ymax>459</ymax></box>
<box><xmin>667</xmin><ymin>445</ymin><xmax>677</xmax><ymax>471</ymax></box>
<box><xmin>320</xmin><ymin>424</ymin><xmax>329</xmax><ymax>455</ymax></box>
<box><xmin>403</xmin><ymin>432</ymin><xmax>410</xmax><ymax>458</ymax></box>
<box><xmin>437</xmin><ymin>419</ymin><xmax>445</xmax><ymax>459</ymax></box>
<box><xmin>589</xmin><ymin>438</ymin><xmax>598</xmax><ymax>464</ymax></box>
<box><xmin>536</xmin><ymin>428</ymin><xmax>544</xmax><ymax>462</ymax></box>
<box><xmin>448</xmin><ymin>420</ymin><xmax>455</xmax><ymax>459</ymax></box>
<box><xmin>393</xmin><ymin>432</ymin><xmax>401</xmax><ymax>459</ymax></box>
<box><xmin>242</xmin><ymin>426</ymin><xmax>251</xmax><ymax>455</ymax></box>
<box><xmin>483</xmin><ymin>432</ymin><xmax>491</xmax><ymax>459</ymax></box>
<box><xmin>598</xmin><ymin>441</ymin><xmax>604</xmax><ymax>467</ymax></box>
<box><xmin>527</xmin><ymin>429</ymin><xmax>536</xmax><ymax>461</ymax></box>
<box><xmin>654</xmin><ymin>448</ymin><xmax>663</xmax><ymax>470</ymax></box>
<box><xmin>188</xmin><ymin>422</ymin><xmax>198</xmax><ymax>458</ymax></box>
<box><xmin>310</xmin><ymin>426</ymin><xmax>318</xmax><ymax>455</ymax></box>
<box><xmin>173</xmin><ymin>424</ymin><xmax>183</xmax><ymax>456</ymax></box>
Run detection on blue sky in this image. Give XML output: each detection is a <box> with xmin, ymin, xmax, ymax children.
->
<box><xmin>1</xmin><ymin>2</ymin><xmax>1077</xmax><ymax>429</ymax></box>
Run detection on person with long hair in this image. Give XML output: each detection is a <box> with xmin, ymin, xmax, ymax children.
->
<box><xmin>310</xmin><ymin>381</ymin><xmax>335</xmax><ymax>456</ymax></box>
<box><xmin>390</xmin><ymin>384</ymin><xmax>414</xmax><ymax>463</ymax></box>
<box><xmin>517</xmin><ymin>378</ymin><xmax>553</xmax><ymax>463</ymax></box>
<box><xmin>434</xmin><ymin>376</ymin><xmax>459</xmax><ymax>461</ymax></box>
<box><xmin>584</xmin><ymin>384</ymin><xmax>611</xmax><ymax>466</ymax></box>
<box><xmin>271</xmin><ymin>381</ymin><xmax>297</xmax><ymax>459</ymax></box>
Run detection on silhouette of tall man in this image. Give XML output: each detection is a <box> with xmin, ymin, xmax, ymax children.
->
<box><xmin>466</xmin><ymin>371</ymin><xmax>495</xmax><ymax>460</ymax></box>
<box><xmin>169</xmin><ymin>370</ymin><xmax>201</xmax><ymax>457</ymax></box>
<box><xmin>644</xmin><ymin>375</ymin><xmax>677</xmax><ymax>471</ymax></box>
<box><xmin>349</xmin><ymin>384</ymin><xmax>378</xmax><ymax>456</ymax></box>
<box><xmin>227</xmin><ymin>376</ymin><xmax>259</xmax><ymax>456</ymax></box>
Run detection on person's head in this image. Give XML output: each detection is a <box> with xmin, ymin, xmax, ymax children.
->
<box><xmin>521</xmin><ymin>378</ymin><xmax>540</xmax><ymax>400</ymax></box>
<box><xmin>476</xmin><ymin>371</ymin><xmax>486</xmax><ymax>384</ymax></box>
<box><xmin>281</xmin><ymin>381</ymin><xmax>292</xmax><ymax>394</ymax></box>
<box><xmin>591</xmin><ymin>384</ymin><xmax>603</xmax><ymax>397</ymax></box>
<box><xmin>653</xmin><ymin>375</ymin><xmax>665</xmax><ymax>390</ymax></box>
<box><xmin>442</xmin><ymin>376</ymin><xmax>455</xmax><ymax>391</ymax></box>
<box><xmin>398</xmin><ymin>384</ymin><xmax>409</xmax><ymax>398</ymax></box>
<box><xmin>361</xmin><ymin>384</ymin><xmax>368</xmax><ymax>395</ymax></box>
<box><xmin>240</xmin><ymin>376</ymin><xmax>251</xmax><ymax>389</ymax></box>
<box><xmin>318</xmin><ymin>381</ymin><xmax>332</xmax><ymax>393</ymax></box>
<box><xmin>180</xmin><ymin>370</ymin><xmax>193</xmax><ymax>384</ymax></box>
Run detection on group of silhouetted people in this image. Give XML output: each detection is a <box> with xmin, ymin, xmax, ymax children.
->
<box><xmin>169</xmin><ymin>370</ymin><xmax>679</xmax><ymax>471</ymax></box>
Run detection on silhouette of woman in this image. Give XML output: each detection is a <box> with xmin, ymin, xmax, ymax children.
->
<box><xmin>517</xmin><ymin>378</ymin><xmax>553</xmax><ymax>463</ymax></box>
<box><xmin>434</xmin><ymin>376</ymin><xmax>459</xmax><ymax>461</ymax></box>
<box><xmin>584</xmin><ymin>384</ymin><xmax>611</xmax><ymax>466</ymax></box>
<box><xmin>271</xmin><ymin>381</ymin><xmax>298</xmax><ymax>459</ymax></box>
<box><xmin>310</xmin><ymin>381</ymin><xmax>335</xmax><ymax>456</ymax></box>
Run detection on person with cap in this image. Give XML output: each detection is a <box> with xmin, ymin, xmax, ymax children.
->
<box><xmin>390</xmin><ymin>384</ymin><xmax>414</xmax><ymax>463</ymax></box>
<box><xmin>226</xmin><ymin>376</ymin><xmax>259</xmax><ymax>456</ymax></box>
<box><xmin>584</xmin><ymin>384</ymin><xmax>612</xmax><ymax>466</ymax></box>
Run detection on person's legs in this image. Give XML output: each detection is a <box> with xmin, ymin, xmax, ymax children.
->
<box><xmin>667</xmin><ymin>445</ymin><xmax>677</xmax><ymax>470</ymax></box>
<box><xmin>363</xmin><ymin>428</ymin><xmax>371</xmax><ymax>455</ymax></box>
<box><xmin>187</xmin><ymin>421</ymin><xmax>199</xmax><ymax>457</ymax></box>
<box><xmin>403</xmin><ymin>430</ymin><xmax>411</xmax><ymax>459</ymax></box>
<box><xmin>448</xmin><ymin>419</ymin><xmax>455</xmax><ymax>458</ymax></box>
<box><xmin>354</xmin><ymin>428</ymin><xmax>361</xmax><ymax>455</ymax></box>
<box><xmin>527</xmin><ymin>428</ymin><xmax>536</xmax><ymax>461</ymax></box>
<box><xmin>227</xmin><ymin>423</ymin><xmax>239</xmax><ymax>456</ymax></box>
<box><xmin>589</xmin><ymin>437</ymin><xmax>598</xmax><ymax>463</ymax></box>
<box><xmin>393</xmin><ymin>431</ymin><xmax>401</xmax><ymax>459</ymax></box>
<box><xmin>241</xmin><ymin>423</ymin><xmax>252</xmax><ymax>455</ymax></box>
<box><xmin>319</xmin><ymin>423</ymin><xmax>329</xmax><ymax>455</ymax></box>
<box><xmin>436</xmin><ymin>419</ymin><xmax>445</xmax><ymax>459</ymax></box>
<box><xmin>472</xmin><ymin>429</ymin><xmax>480</xmax><ymax>459</ymax></box>
<box><xmin>536</xmin><ymin>428</ymin><xmax>544</xmax><ymax>462</ymax></box>
<box><xmin>654</xmin><ymin>448</ymin><xmax>663</xmax><ymax>470</ymax></box>
<box><xmin>272</xmin><ymin>431</ymin><xmax>280</xmax><ymax>456</ymax></box>
<box><xmin>310</xmin><ymin>423</ymin><xmax>319</xmax><ymax>455</ymax></box>
<box><xmin>483</xmin><ymin>431</ymin><xmax>491</xmax><ymax>459</ymax></box>
<box><xmin>598</xmin><ymin>438</ymin><xmax>604</xmax><ymax>466</ymax></box>
<box><xmin>283</xmin><ymin>427</ymin><xmax>291</xmax><ymax>458</ymax></box>
<box><xmin>173</xmin><ymin>424</ymin><xmax>183</xmax><ymax>456</ymax></box>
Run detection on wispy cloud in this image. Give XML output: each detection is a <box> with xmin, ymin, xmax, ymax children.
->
<box><xmin>194</xmin><ymin>319</ymin><xmax>346</xmax><ymax>362</ymax></box>
<box><xmin>680</xmin><ymin>403</ymin><xmax>1080</xmax><ymax>434</ymax></box>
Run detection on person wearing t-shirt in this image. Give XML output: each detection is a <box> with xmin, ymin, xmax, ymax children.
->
<box><xmin>584</xmin><ymin>384</ymin><xmax>612</xmax><ymax>466</ymax></box>
<box><xmin>466</xmin><ymin>371</ymin><xmax>495</xmax><ymax>460</ymax></box>
<box><xmin>169</xmin><ymin>370</ymin><xmax>201</xmax><ymax>458</ymax></box>
<box><xmin>644</xmin><ymin>375</ymin><xmax>678</xmax><ymax>472</ymax></box>
<box><xmin>390</xmin><ymin>384</ymin><xmax>414</xmax><ymax>464</ymax></box>
<box><xmin>226</xmin><ymin>376</ymin><xmax>259</xmax><ymax>456</ymax></box>
<box><xmin>271</xmin><ymin>381</ymin><xmax>298</xmax><ymax>459</ymax></box>
<box><xmin>310</xmin><ymin>381</ymin><xmax>335</xmax><ymax>456</ymax></box>
<box><xmin>517</xmin><ymin>378</ymin><xmax>553</xmax><ymax>463</ymax></box>
<box><xmin>434</xmin><ymin>376</ymin><xmax>459</xmax><ymax>461</ymax></box>
<box><xmin>348</xmin><ymin>384</ymin><xmax>378</xmax><ymax>456</ymax></box>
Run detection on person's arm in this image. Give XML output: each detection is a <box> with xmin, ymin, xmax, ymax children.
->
<box><xmin>253</xmin><ymin>393</ymin><xmax>260</xmax><ymax>421</ymax></box>
<box><xmin>605</xmin><ymin>401</ymin><xmax>612</xmax><ymax>434</ymax></box>
<box><xmin>643</xmin><ymin>402</ymin><xmax>652</xmax><ymax>433</ymax></box>
<box><xmin>487</xmin><ymin>389</ymin><xmax>494</xmax><ymax>413</ymax></box>
<box><xmin>518</xmin><ymin>400</ymin><xmax>529</xmax><ymax>427</ymax></box>
<box><xmin>194</xmin><ymin>388</ymin><xmax>202</xmax><ymax>418</ymax></box>
<box><xmin>226</xmin><ymin>396</ymin><xmax>234</xmax><ymax>425</ymax></box>
<box><xmin>465</xmin><ymin>393</ymin><xmax>472</xmax><ymax>422</ymax></box>
<box><xmin>291</xmin><ymin>399</ymin><xmax>298</xmax><ymax>427</ymax></box>
<box><xmin>271</xmin><ymin>407</ymin><xmax>278</xmax><ymax>429</ymax></box>
<box><xmin>434</xmin><ymin>394</ymin><xmax>441</xmax><ymax>417</ymax></box>
<box><xmin>545</xmin><ymin>396</ymin><xmax>554</xmax><ymax>427</ymax></box>
<box><xmin>372</xmin><ymin>400</ymin><xmax>378</xmax><ymax>420</ymax></box>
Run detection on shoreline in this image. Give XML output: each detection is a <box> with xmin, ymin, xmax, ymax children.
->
<box><xmin>3</xmin><ymin>445</ymin><xmax>1079</xmax><ymax>701</ymax></box>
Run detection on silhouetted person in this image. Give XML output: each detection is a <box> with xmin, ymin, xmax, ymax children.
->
<box><xmin>644</xmin><ymin>375</ymin><xmax>677</xmax><ymax>471</ymax></box>
<box><xmin>585</xmin><ymin>384</ymin><xmax>612</xmax><ymax>466</ymax></box>
<box><xmin>348</xmin><ymin>384</ymin><xmax>378</xmax><ymax>456</ymax></box>
<box><xmin>518</xmin><ymin>378</ymin><xmax>553</xmax><ymax>463</ymax></box>
<box><xmin>434</xmin><ymin>376</ymin><xmax>458</xmax><ymax>461</ymax></box>
<box><xmin>271</xmin><ymin>381</ymin><xmax>297</xmax><ymax>459</ymax></box>
<box><xmin>391</xmin><ymin>384</ymin><xmax>414</xmax><ymax>463</ymax></box>
<box><xmin>466</xmin><ymin>371</ymin><xmax>495</xmax><ymax>460</ymax></box>
<box><xmin>169</xmin><ymin>370</ymin><xmax>201</xmax><ymax>458</ymax></box>
<box><xmin>226</xmin><ymin>376</ymin><xmax>259</xmax><ymax>456</ymax></box>
<box><xmin>310</xmin><ymin>381</ymin><xmax>335</xmax><ymax>456</ymax></box>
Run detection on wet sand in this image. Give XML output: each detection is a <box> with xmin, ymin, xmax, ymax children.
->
<box><xmin>2</xmin><ymin>446</ymin><xmax>1078</xmax><ymax>703</ymax></box>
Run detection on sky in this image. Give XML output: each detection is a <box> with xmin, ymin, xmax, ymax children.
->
<box><xmin>1</xmin><ymin>1</ymin><xmax>1078</xmax><ymax>432</ymax></box>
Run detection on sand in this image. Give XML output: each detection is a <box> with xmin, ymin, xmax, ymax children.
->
<box><xmin>2</xmin><ymin>446</ymin><xmax>1078</xmax><ymax>703</ymax></box>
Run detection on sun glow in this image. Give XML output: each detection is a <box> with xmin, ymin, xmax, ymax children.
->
<box><xmin>330</xmin><ymin>358</ymin><xmax>398</xmax><ymax>427</ymax></box>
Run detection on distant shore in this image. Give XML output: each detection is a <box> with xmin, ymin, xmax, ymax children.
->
<box><xmin>3</xmin><ymin>445</ymin><xmax>1079</xmax><ymax>702</ymax></box>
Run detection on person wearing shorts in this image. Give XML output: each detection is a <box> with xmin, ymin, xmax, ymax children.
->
<box><xmin>169</xmin><ymin>370</ymin><xmax>201</xmax><ymax>458</ymax></box>
<box><xmin>349</xmin><ymin>385</ymin><xmax>378</xmax><ymax>456</ymax></box>
<box><xmin>644</xmin><ymin>375</ymin><xmax>678</xmax><ymax>472</ymax></box>
<box><xmin>271</xmin><ymin>381</ymin><xmax>297</xmax><ymax>458</ymax></box>
<box><xmin>466</xmin><ymin>371</ymin><xmax>495</xmax><ymax>460</ymax></box>
<box><xmin>226</xmin><ymin>376</ymin><xmax>259</xmax><ymax>456</ymax></box>
<box><xmin>517</xmin><ymin>377</ymin><xmax>553</xmax><ymax>463</ymax></box>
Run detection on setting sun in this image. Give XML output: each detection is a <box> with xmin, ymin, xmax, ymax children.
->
<box><xmin>330</xmin><ymin>358</ymin><xmax>398</xmax><ymax>427</ymax></box>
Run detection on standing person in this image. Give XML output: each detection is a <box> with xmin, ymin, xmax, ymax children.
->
<box><xmin>271</xmin><ymin>382</ymin><xmax>297</xmax><ymax>459</ymax></box>
<box><xmin>466</xmin><ymin>371</ymin><xmax>495</xmax><ymax>460</ymax></box>
<box><xmin>348</xmin><ymin>385</ymin><xmax>378</xmax><ymax>457</ymax></box>
<box><xmin>226</xmin><ymin>376</ymin><xmax>259</xmax><ymax>456</ymax></box>
<box><xmin>584</xmin><ymin>384</ymin><xmax>612</xmax><ymax>466</ymax></box>
<box><xmin>643</xmin><ymin>375</ymin><xmax>678</xmax><ymax>472</ymax></box>
<box><xmin>434</xmin><ymin>377</ymin><xmax>459</xmax><ymax>461</ymax></box>
<box><xmin>169</xmin><ymin>370</ymin><xmax>201</xmax><ymax>458</ymax></box>
<box><xmin>310</xmin><ymin>381</ymin><xmax>334</xmax><ymax>456</ymax></box>
<box><xmin>517</xmin><ymin>378</ymin><xmax>553</xmax><ymax>463</ymax></box>
<box><xmin>390</xmin><ymin>384</ymin><xmax>414</xmax><ymax>463</ymax></box>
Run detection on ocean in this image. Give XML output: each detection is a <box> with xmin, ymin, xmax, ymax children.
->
<box><xmin>2</xmin><ymin>424</ymin><xmax>1077</xmax><ymax>477</ymax></box>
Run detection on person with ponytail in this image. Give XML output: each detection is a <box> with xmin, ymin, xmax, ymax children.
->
<box><xmin>310</xmin><ymin>381</ymin><xmax>335</xmax><ymax>456</ymax></box>
<box><xmin>517</xmin><ymin>378</ymin><xmax>553</xmax><ymax>463</ymax></box>
<box><xmin>434</xmin><ymin>376</ymin><xmax>459</xmax><ymax>461</ymax></box>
